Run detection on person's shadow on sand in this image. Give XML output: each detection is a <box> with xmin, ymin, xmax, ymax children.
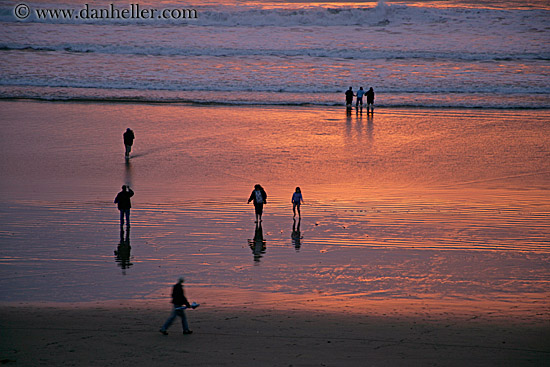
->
<box><xmin>248</xmin><ymin>222</ymin><xmax>266</xmax><ymax>263</ymax></box>
<box><xmin>114</xmin><ymin>227</ymin><xmax>133</xmax><ymax>274</ymax></box>
<box><xmin>291</xmin><ymin>218</ymin><xmax>303</xmax><ymax>252</ymax></box>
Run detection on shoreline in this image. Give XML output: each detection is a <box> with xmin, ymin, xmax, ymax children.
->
<box><xmin>1</xmin><ymin>93</ymin><xmax>549</xmax><ymax>111</ymax></box>
<box><xmin>1</xmin><ymin>290</ymin><xmax>549</xmax><ymax>322</ymax></box>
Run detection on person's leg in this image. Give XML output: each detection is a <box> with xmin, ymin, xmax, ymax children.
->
<box><xmin>178</xmin><ymin>309</ymin><xmax>191</xmax><ymax>332</ymax></box>
<box><xmin>297</xmin><ymin>203</ymin><xmax>301</xmax><ymax>217</ymax></box>
<box><xmin>255</xmin><ymin>204</ymin><xmax>263</xmax><ymax>222</ymax></box>
<box><xmin>125</xmin><ymin>209</ymin><xmax>130</xmax><ymax>227</ymax></box>
<box><xmin>160</xmin><ymin>307</ymin><xmax>177</xmax><ymax>332</ymax></box>
<box><xmin>119</xmin><ymin>210</ymin><xmax>125</xmax><ymax>227</ymax></box>
<box><xmin>293</xmin><ymin>202</ymin><xmax>296</xmax><ymax>217</ymax></box>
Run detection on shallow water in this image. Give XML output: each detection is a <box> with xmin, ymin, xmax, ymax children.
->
<box><xmin>0</xmin><ymin>101</ymin><xmax>549</xmax><ymax>311</ymax></box>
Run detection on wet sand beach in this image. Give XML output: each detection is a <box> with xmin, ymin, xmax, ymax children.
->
<box><xmin>1</xmin><ymin>100</ymin><xmax>549</xmax><ymax>365</ymax></box>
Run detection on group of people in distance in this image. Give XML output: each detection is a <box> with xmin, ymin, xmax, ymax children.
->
<box><xmin>345</xmin><ymin>86</ymin><xmax>375</xmax><ymax>113</ymax></box>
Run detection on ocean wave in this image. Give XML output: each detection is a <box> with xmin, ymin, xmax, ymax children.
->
<box><xmin>1</xmin><ymin>2</ymin><xmax>548</xmax><ymax>28</ymax></box>
<box><xmin>1</xmin><ymin>77</ymin><xmax>548</xmax><ymax>96</ymax></box>
<box><xmin>1</xmin><ymin>43</ymin><xmax>548</xmax><ymax>62</ymax></box>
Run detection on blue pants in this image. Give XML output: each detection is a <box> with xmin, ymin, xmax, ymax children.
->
<box><xmin>119</xmin><ymin>209</ymin><xmax>130</xmax><ymax>227</ymax></box>
<box><xmin>161</xmin><ymin>305</ymin><xmax>189</xmax><ymax>332</ymax></box>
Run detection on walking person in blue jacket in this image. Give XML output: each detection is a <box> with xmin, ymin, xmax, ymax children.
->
<box><xmin>292</xmin><ymin>187</ymin><xmax>304</xmax><ymax>218</ymax></box>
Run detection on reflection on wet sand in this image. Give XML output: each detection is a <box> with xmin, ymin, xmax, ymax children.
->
<box><xmin>291</xmin><ymin>218</ymin><xmax>302</xmax><ymax>252</ymax></box>
<box><xmin>124</xmin><ymin>159</ymin><xmax>133</xmax><ymax>188</ymax></box>
<box><xmin>114</xmin><ymin>227</ymin><xmax>132</xmax><ymax>274</ymax></box>
<box><xmin>248</xmin><ymin>222</ymin><xmax>266</xmax><ymax>263</ymax></box>
<box><xmin>366</xmin><ymin>114</ymin><xmax>374</xmax><ymax>142</ymax></box>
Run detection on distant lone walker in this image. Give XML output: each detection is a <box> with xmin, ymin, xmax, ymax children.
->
<box><xmin>291</xmin><ymin>187</ymin><xmax>304</xmax><ymax>218</ymax></box>
<box><xmin>114</xmin><ymin>185</ymin><xmax>134</xmax><ymax>228</ymax></box>
<box><xmin>248</xmin><ymin>184</ymin><xmax>267</xmax><ymax>223</ymax></box>
<box><xmin>123</xmin><ymin>128</ymin><xmax>135</xmax><ymax>158</ymax></box>
<box><xmin>345</xmin><ymin>87</ymin><xmax>354</xmax><ymax>109</ymax></box>
<box><xmin>366</xmin><ymin>87</ymin><xmax>375</xmax><ymax>114</ymax></box>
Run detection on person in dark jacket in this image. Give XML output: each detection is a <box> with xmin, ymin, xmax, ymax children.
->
<box><xmin>366</xmin><ymin>87</ymin><xmax>375</xmax><ymax>114</ymax></box>
<box><xmin>159</xmin><ymin>277</ymin><xmax>194</xmax><ymax>335</ymax></box>
<box><xmin>114</xmin><ymin>185</ymin><xmax>134</xmax><ymax>227</ymax></box>
<box><xmin>248</xmin><ymin>184</ymin><xmax>267</xmax><ymax>223</ymax></box>
<box><xmin>345</xmin><ymin>87</ymin><xmax>354</xmax><ymax>109</ymax></box>
<box><xmin>123</xmin><ymin>128</ymin><xmax>135</xmax><ymax>158</ymax></box>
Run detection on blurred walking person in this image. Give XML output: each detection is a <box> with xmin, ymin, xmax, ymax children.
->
<box><xmin>159</xmin><ymin>277</ymin><xmax>197</xmax><ymax>335</ymax></box>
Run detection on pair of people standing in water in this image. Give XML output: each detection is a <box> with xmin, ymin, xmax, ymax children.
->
<box><xmin>247</xmin><ymin>185</ymin><xmax>304</xmax><ymax>222</ymax></box>
<box><xmin>346</xmin><ymin>86</ymin><xmax>375</xmax><ymax>113</ymax></box>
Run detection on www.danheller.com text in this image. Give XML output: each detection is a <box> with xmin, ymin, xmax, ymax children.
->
<box><xmin>13</xmin><ymin>3</ymin><xmax>198</xmax><ymax>20</ymax></box>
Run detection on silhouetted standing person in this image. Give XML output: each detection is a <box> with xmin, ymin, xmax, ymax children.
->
<box><xmin>366</xmin><ymin>87</ymin><xmax>375</xmax><ymax>114</ymax></box>
<box><xmin>292</xmin><ymin>187</ymin><xmax>304</xmax><ymax>218</ymax></box>
<box><xmin>248</xmin><ymin>184</ymin><xmax>267</xmax><ymax>223</ymax></box>
<box><xmin>123</xmin><ymin>128</ymin><xmax>135</xmax><ymax>158</ymax></box>
<box><xmin>345</xmin><ymin>87</ymin><xmax>354</xmax><ymax>109</ymax></box>
<box><xmin>356</xmin><ymin>87</ymin><xmax>366</xmax><ymax>108</ymax></box>
<box><xmin>114</xmin><ymin>185</ymin><xmax>134</xmax><ymax>228</ymax></box>
<box><xmin>159</xmin><ymin>277</ymin><xmax>195</xmax><ymax>335</ymax></box>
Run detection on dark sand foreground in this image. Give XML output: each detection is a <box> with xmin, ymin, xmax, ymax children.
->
<box><xmin>1</xmin><ymin>298</ymin><xmax>548</xmax><ymax>367</ymax></box>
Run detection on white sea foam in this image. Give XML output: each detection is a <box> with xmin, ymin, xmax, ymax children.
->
<box><xmin>0</xmin><ymin>2</ymin><xmax>548</xmax><ymax>108</ymax></box>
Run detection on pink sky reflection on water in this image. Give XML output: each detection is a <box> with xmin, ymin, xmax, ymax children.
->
<box><xmin>0</xmin><ymin>101</ymin><xmax>549</xmax><ymax>317</ymax></box>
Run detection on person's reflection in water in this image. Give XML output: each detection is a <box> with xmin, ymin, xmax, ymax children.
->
<box><xmin>248</xmin><ymin>222</ymin><xmax>266</xmax><ymax>263</ymax></box>
<box><xmin>114</xmin><ymin>227</ymin><xmax>132</xmax><ymax>274</ymax></box>
<box><xmin>366</xmin><ymin>113</ymin><xmax>374</xmax><ymax>143</ymax></box>
<box><xmin>291</xmin><ymin>218</ymin><xmax>303</xmax><ymax>252</ymax></box>
<box><xmin>124</xmin><ymin>158</ymin><xmax>133</xmax><ymax>188</ymax></box>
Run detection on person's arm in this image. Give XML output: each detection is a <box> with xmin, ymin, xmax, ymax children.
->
<box><xmin>182</xmin><ymin>293</ymin><xmax>191</xmax><ymax>308</ymax></box>
<box><xmin>128</xmin><ymin>188</ymin><xmax>134</xmax><ymax>197</ymax></box>
<box><xmin>248</xmin><ymin>191</ymin><xmax>254</xmax><ymax>203</ymax></box>
<box><xmin>114</xmin><ymin>193</ymin><xmax>119</xmax><ymax>203</ymax></box>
